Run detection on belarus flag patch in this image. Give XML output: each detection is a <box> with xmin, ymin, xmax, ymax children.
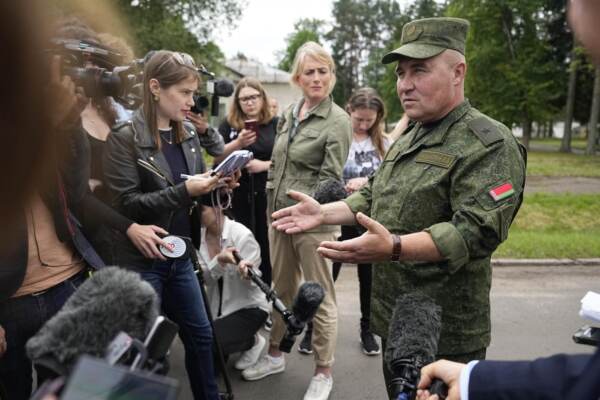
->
<box><xmin>489</xmin><ymin>182</ymin><xmax>515</xmax><ymax>202</ymax></box>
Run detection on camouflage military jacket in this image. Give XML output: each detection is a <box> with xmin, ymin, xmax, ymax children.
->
<box><xmin>267</xmin><ymin>96</ymin><xmax>351</xmax><ymax>232</ymax></box>
<box><xmin>344</xmin><ymin>100</ymin><xmax>526</xmax><ymax>355</ymax></box>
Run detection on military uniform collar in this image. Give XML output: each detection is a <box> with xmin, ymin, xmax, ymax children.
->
<box><xmin>132</xmin><ymin>109</ymin><xmax>195</xmax><ymax>148</ymax></box>
<box><xmin>411</xmin><ymin>99</ymin><xmax>471</xmax><ymax>147</ymax></box>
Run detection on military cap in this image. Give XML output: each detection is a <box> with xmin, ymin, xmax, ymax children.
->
<box><xmin>382</xmin><ymin>17</ymin><xmax>470</xmax><ymax>64</ymax></box>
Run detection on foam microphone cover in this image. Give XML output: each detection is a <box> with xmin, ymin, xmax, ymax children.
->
<box><xmin>26</xmin><ymin>267</ymin><xmax>159</xmax><ymax>373</ymax></box>
<box><xmin>384</xmin><ymin>292</ymin><xmax>442</xmax><ymax>368</ymax></box>
<box><xmin>292</xmin><ymin>281</ymin><xmax>325</xmax><ymax>323</ymax></box>
<box><xmin>214</xmin><ymin>78</ymin><xmax>235</xmax><ymax>97</ymax></box>
<box><xmin>313</xmin><ymin>179</ymin><xmax>348</xmax><ymax>204</ymax></box>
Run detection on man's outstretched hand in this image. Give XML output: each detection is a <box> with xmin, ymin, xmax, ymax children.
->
<box><xmin>271</xmin><ymin>190</ymin><xmax>323</xmax><ymax>234</ymax></box>
<box><xmin>317</xmin><ymin>212</ymin><xmax>394</xmax><ymax>263</ymax></box>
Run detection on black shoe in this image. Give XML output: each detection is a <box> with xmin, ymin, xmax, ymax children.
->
<box><xmin>298</xmin><ymin>331</ymin><xmax>313</xmax><ymax>355</ymax></box>
<box><xmin>360</xmin><ymin>330</ymin><xmax>380</xmax><ymax>356</ymax></box>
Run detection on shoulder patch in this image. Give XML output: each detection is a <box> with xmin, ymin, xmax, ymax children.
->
<box><xmin>468</xmin><ymin>117</ymin><xmax>503</xmax><ymax>147</ymax></box>
<box><xmin>112</xmin><ymin>120</ymin><xmax>132</xmax><ymax>132</ymax></box>
<box><xmin>415</xmin><ymin>150</ymin><xmax>457</xmax><ymax>169</ymax></box>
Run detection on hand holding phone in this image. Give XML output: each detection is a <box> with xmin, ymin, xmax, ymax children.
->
<box><xmin>244</xmin><ymin>119</ymin><xmax>259</xmax><ymax>133</ymax></box>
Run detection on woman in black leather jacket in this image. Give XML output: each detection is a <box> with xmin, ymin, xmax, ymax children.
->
<box><xmin>104</xmin><ymin>50</ymin><xmax>222</xmax><ymax>400</ymax></box>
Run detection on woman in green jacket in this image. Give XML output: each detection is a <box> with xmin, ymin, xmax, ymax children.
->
<box><xmin>241</xmin><ymin>41</ymin><xmax>351</xmax><ymax>400</ymax></box>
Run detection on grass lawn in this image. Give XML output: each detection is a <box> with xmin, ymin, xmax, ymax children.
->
<box><xmin>495</xmin><ymin>193</ymin><xmax>600</xmax><ymax>258</ymax></box>
<box><xmin>526</xmin><ymin>151</ymin><xmax>600</xmax><ymax>177</ymax></box>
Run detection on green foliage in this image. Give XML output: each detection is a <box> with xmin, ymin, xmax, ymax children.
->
<box><xmin>327</xmin><ymin>0</ymin><xmax>402</xmax><ymax>106</ymax></box>
<box><xmin>495</xmin><ymin>193</ymin><xmax>600</xmax><ymax>258</ymax></box>
<box><xmin>277</xmin><ymin>19</ymin><xmax>325</xmax><ymax>72</ymax></box>
<box><xmin>446</xmin><ymin>0</ymin><xmax>565</xmax><ymax>130</ymax></box>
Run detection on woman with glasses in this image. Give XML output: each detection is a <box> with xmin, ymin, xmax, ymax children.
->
<box><xmin>242</xmin><ymin>42</ymin><xmax>351</xmax><ymax>400</ymax></box>
<box><xmin>104</xmin><ymin>50</ymin><xmax>223</xmax><ymax>400</ymax></box>
<box><xmin>215</xmin><ymin>77</ymin><xmax>277</xmax><ymax>287</ymax></box>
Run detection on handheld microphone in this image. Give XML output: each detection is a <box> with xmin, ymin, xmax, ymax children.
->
<box><xmin>313</xmin><ymin>179</ymin><xmax>348</xmax><ymax>204</ymax></box>
<box><xmin>385</xmin><ymin>293</ymin><xmax>448</xmax><ymax>400</ymax></box>
<box><xmin>26</xmin><ymin>267</ymin><xmax>159</xmax><ymax>376</ymax></box>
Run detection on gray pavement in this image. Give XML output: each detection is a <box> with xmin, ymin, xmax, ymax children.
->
<box><xmin>168</xmin><ymin>265</ymin><xmax>599</xmax><ymax>399</ymax></box>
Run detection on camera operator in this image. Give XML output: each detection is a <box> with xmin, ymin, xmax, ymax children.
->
<box><xmin>416</xmin><ymin>2</ymin><xmax>600</xmax><ymax>399</ymax></box>
<box><xmin>103</xmin><ymin>50</ymin><xmax>236</xmax><ymax>400</ymax></box>
<box><xmin>197</xmin><ymin>204</ymin><xmax>270</xmax><ymax>370</ymax></box>
<box><xmin>0</xmin><ymin>52</ymin><xmax>104</xmax><ymax>400</ymax></box>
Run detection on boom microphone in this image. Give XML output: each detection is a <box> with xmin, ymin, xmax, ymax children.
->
<box><xmin>233</xmin><ymin>249</ymin><xmax>324</xmax><ymax>353</ymax></box>
<box><xmin>313</xmin><ymin>179</ymin><xmax>348</xmax><ymax>204</ymax></box>
<box><xmin>385</xmin><ymin>293</ymin><xmax>448</xmax><ymax>400</ymax></box>
<box><xmin>279</xmin><ymin>281</ymin><xmax>325</xmax><ymax>353</ymax></box>
<box><xmin>26</xmin><ymin>267</ymin><xmax>159</xmax><ymax>376</ymax></box>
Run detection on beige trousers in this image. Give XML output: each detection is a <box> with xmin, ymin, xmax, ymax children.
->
<box><xmin>268</xmin><ymin>227</ymin><xmax>338</xmax><ymax>367</ymax></box>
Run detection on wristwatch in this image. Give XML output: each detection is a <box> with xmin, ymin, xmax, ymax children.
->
<box><xmin>390</xmin><ymin>234</ymin><xmax>402</xmax><ymax>262</ymax></box>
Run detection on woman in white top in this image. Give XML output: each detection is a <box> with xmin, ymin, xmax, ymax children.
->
<box><xmin>197</xmin><ymin>205</ymin><xmax>270</xmax><ymax>370</ymax></box>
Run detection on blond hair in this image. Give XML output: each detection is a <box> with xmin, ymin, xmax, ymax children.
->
<box><xmin>289</xmin><ymin>41</ymin><xmax>336</xmax><ymax>95</ymax></box>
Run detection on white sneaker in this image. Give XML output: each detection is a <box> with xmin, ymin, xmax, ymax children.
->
<box><xmin>235</xmin><ymin>334</ymin><xmax>266</xmax><ymax>370</ymax></box>
<box><xmin>241</xmin><ymin>354</ymin><xmax>285</xmax><ymax>381</ymax></box>
<box><xmin>303</xmin><ymin>373</ymin><xmax>333</xmax><ymax>400</ymax></box>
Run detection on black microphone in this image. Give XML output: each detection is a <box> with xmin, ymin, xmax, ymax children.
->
<box><xmin>26</xmin><ymin>267</ymin><xmax>159</xmax><ymax>376</ymax></box>
<box><xmin>385</xmin><ymin>293</ymin><xmax>448</xmax><ymax>400</ymax></box>
<box><xmin>313</xmin><ymin>179</ymin><xmax>348</xmax><ymax>204</ymax></box>
<box><xmin>279</xmin><ymin>281</ymin><xmax>325</xmax><ymax>353</ymax></box>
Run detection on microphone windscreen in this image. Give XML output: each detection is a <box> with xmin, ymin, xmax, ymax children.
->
<box><xmin>291</xmin><ymin>281</ymin><xmax>325</xmax><ymax>323</ymax></box>
<box><xmin>384</xmin><ymin>292</ymin><xmax>442</xmax><ymax>368</ymax></box>
<box><xmin>313</xmin><ymin>179</ymin><xmax>348</xmax><ymax>204</ymax></box>
<box><xmin>214</xmin><ymin>78</ymin><xmax>235</xmax><ymax>97</ymax></box>
<box><xmin>26</xmin><ymin>267</ymin><xmax>159</xmax><ymax>373</ymax></box>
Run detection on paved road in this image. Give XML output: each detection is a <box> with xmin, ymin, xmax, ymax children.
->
<box><xmin>168</xmin><ymin>265</ymin><xmax>599</xmax><ymax>399</ymax></box>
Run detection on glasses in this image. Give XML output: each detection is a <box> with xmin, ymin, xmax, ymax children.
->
<box><xmin>239</xmin><ymin>94</ymin><xmax>262</xmax><ymax>104</ymax></box>
<box><xmin>171</xmin><ymin>52</ymin><xmax>197</xmax><ymax>68</ymax></box>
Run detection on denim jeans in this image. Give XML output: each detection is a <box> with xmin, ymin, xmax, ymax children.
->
<box><xmin>0</xmin><ymin>271</ymin><xmax>86</xmax><ymax>400</ymax></box>
<box><xmin>140</xmin><ymin>258</ymin><xmax>219</xmax><ymax>400</ymax></box>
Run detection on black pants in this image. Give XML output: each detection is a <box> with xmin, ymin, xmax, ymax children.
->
<box><xmin>231</xmin><ymin>177</ymin><xmax>272</xmax><ymax>287</ymax></box>
<box><xmin>332</xmin><ymin>225</ymin><xmax>373</xmax><ymax>331</ymax></box>
<box><xmin>213</xmin><ymin>307</ymin><xmax>268</xmax><ymax>357</ymax></box>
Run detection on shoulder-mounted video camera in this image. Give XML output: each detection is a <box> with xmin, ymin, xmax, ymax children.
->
<box><xmin>48</xmin><ymin>38</ymin><xmax>145</xmax><ymax>108</ymax></box>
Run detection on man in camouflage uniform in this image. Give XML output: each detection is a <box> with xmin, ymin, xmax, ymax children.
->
<box><xmin>271</xmin><ymin>16</ymin><xmax>526</xmax><ymax>379</ymax></box>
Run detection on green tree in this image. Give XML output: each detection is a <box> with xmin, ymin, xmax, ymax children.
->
<box><xmin>327</xmin><ymin>0</ymin><xmax>402</xmax><ymax>107</ymax></box>
<box><xmin>277</xmin><ymin>19</ymin><xmax>325</xmax><ymax>72</ymax></box>
<box><xmin>447</xmin><ymin>0</ymin><xmax>565</xmax><ymax>149</ymax></box>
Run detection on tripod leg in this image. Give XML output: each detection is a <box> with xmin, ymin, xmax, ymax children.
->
<box><xmin>191</xmin><ymin>255</ymin><xmax>235</xmax><ymax>399</ymax></box>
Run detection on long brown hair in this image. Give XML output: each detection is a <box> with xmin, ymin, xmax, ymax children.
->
<box><xmin>345</xmin><ymin>87</ymin><xmax>387</xmax><ymax>160</ymax></box>
<box><xmin>227</xmin><ymin>77</ymin><xmax>272</xmax><ymax>130</ymax></box>
<box><xmin>142</xmin><ymin>50</ymin><xmax>200</xmax><ymax>149</ymax></box>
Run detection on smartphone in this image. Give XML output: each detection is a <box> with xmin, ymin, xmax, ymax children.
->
<box><xmin>61</xmin><ymin>356</ymin><xmax>179</xmax><ymax>400</ymax></box>
<box><xmin>244</xmin><ymin>119</ymin><xmax>258</xmax><ymax>133</ymax></box>
<box><xmin>572</xmin><ymin>325</ymin><xmax>600</xmax><ymax>346</ymax></box>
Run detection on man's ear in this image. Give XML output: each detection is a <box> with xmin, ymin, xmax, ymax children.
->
<box><xmin>452</xmin><ymin>61</ymin><xmax>466</xmax><ymax>85</ymax></box>
<box><xmin>149</xmin><ymin>78</ymin><xmax>161</xmax><ymax>96</ymax></box>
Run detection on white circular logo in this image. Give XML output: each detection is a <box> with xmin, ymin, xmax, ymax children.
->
<box><xmin>159</xmin><ymin>236</ymin><xmax>187</xmax><ymax>258</ymax></box>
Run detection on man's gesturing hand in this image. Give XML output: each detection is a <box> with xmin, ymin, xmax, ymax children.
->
<box><xmin>317</xmin><ymin>212</ymin><xmax>393</xmax><ymax>263</ymax></box>
<box><xmin>271</xmin><ymin>190</ymin><xmax>323</xmax><ymax>234</ymax></box>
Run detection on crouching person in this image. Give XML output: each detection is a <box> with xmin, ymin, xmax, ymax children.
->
<box><xmin>198</xmin><ymin>205</ymin><xmax>270</xmax><ymax>370</ymax></box>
